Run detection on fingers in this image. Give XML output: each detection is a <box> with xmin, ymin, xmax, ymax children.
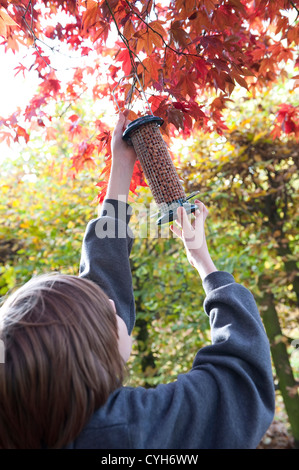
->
<box><xmin>171</xmin><ymin>201</ymin><xmax>208</xmax><ymax>238</ymax></box>
<box><xmin>177</xmin><ymin>206</ymin><xmax>193</xmax><ymax>234</ymax></box>
<box><xmin>113</xmin><ymin>114</ymin><xmax>124</xmax><ymax>138</ymax></box>
<box><xmin>170</xmin><ymin>223</ymin><xmax>182</xmax><ymax>239</ymax></box>
<box><xmin>119</xmin><ymin>110</ymin><xmax>131</xmax><ymax>125</ymax></box>
<box><xmin>117</xmin><ymin>110</ymin><xmax>128</xmax><ymax>125</ymax></box>
<box><xmin>176</xmin><ymin>201</ymin><xmax>207</xmax><ymax>228</ymax></box>
<box><xmin>194</xmin><ymin>200</ymin><xmax>209</xmax><ymax>221</ymax></box>
<box><xmin>113</xmin><ymin>112</ymin><xmax>131</xmax><ymax>144</ymax></box>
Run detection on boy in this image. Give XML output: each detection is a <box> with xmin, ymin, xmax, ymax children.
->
<box><xmin>0</xmin><ymin>112</ymin><xmax>275</xmax><ymax>449</ymax></box>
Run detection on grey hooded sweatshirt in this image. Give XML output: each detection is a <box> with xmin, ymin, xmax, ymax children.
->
<box><xmin>66</xmin><ymin>199</ymin><xmax>275</xmax><ymax>449</ymax></box>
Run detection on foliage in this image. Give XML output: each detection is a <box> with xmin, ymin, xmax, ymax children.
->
<box><xmin>0</xmin><ymin>134</ymin><xmax>97</xmax><ymax>297</ymax></box>
<box><xmin>1</xmin><ymin>0</ymin><xmax>299</xmax><ymax>200</ymax></box>
<box><xmin>180</xmin><ymin>84</ymin><xmax>299</xmax><ymax>306</ymax></box>
<box><xmin>0</xmin><ymin>97</ymin><xmax>114</xmax><ymax>295</ymax></box>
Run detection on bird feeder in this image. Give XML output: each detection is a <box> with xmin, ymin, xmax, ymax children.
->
<box><xmin>113</xmin><ymin>74</ymin><xmax>198</xmax><ymax>225</ymax></box>
<box><xmin>122</xmin><ymin>115</ymin><xmax>197</xmax><ymax>225</ymax></box>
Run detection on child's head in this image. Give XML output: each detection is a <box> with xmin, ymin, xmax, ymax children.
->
<box><xmin>0</xmin><ymin>273</ymin><xmax>127</xmax><ymax>449</ymax></box>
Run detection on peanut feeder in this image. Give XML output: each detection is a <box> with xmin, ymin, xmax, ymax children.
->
<box><xmin>123</xmin><ymin>115</ymin><xmax>197</xmax><ymax>225</ymax></box>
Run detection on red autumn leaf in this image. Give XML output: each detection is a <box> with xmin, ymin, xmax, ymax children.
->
<box><xmin>30</xmin><ymin>48</ymin><xmax>51</xmax><ymax>74</ymax></box>
<box><xmin>81</xmin><ymin>0</ymin><xmax>99</xmax><ymax>35</ymax></box>
<box><xmin>0</xmin><ymin>130</ymin><xmax>13</xmax><ymax>146</ymax></box>
<box><xmin>40</xmin><ymin>72</ymin><xmax>61</xmax><ymax>96</ymax></box>
<box><xmin>271</xmin><ymin>104</ymin><xmax>299</xmax><ymax>139</ymax></box>
<box><xmin>14</xmin><ymin>125</ymin><xmax>29</xmax><ymax>143</ymax></box>
<box><xmin>14</xmin><ymin>63</ymin><xmax>27</xmax><ymax>78</ymax></box>
<box><xmin>67</xmin><ymin>114</ymin><xmax>83</xmax><ymax>139</ymax></box>
<box><xmin>283</xmin><ymin>118</ymin><xmax>296</xmax><ymax>134</ymax></box>
<box><xmin>169</xmin><ymin>20</ymin><xmax>190</xmax><ymax>48</ymax></box>
<box><xmin>148</xmin><ymin>95</ymin><xmax>167</xmax><ymax>114</ymax></box>
<box><xmin>129</xmin><ymin>161</ymin><xmax>147</xmax><ymax>194</ymax></box>
<box><xmin>92</xmin><ymin>20</ymin><xmax>110</xmax><ymax>44</ymax></box>
<box><xmin>96</xmin><ymin>130</ymin><xmax>112</xmax><ymax>157</ymax></box>
<box><xmin>71</xmin><ymin>141</ymin><xmax>96</xmax><ymax>173</ymax></box>
<box><xmin>168</xmin><ymin>107</ymin><xmax>184</xmax><ymax>131</ymax></box>
<box><xmin>117</xmin><ymin>48</ymin><xmax>132</xmax><ymax>76</ymax></box>
<box><xmin>24</xmin><ymin>95</ymin><xmax>48</xmax><ymax>121</ymax></box>
<box><xmin>142</xmin><ymin>55</ymin><xmax>160</xmax><ymax>82</ymax></box>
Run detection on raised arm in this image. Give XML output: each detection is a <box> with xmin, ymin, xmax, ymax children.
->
<box><xmin>104</xmin><ymin>111</ymin><xmax>137</xmax><ymax>204</ymax></box>
<box><xmin>171</xmin><ymin>200</ymin><xmax>217</xmax><ymax>280</ymax></box>
<box><xmin>79</xmin><ymin>112</ymin><xmax>137</xmax><ymax>334</ymax></box>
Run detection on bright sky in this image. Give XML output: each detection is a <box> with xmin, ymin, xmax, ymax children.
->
<box><xmin>1</xmin><ymin>47</ymin><xmax>40</xmax><ymax>116</ymax></box>
<box><xmin>0</xmin><ymin>35</ymin><xmax>117</xmax><ymax>161</ymax></box>
<box><xmin>0</xmin><ymin>48</ymin><xmax>36</xmax><ymax>161</ymax></box>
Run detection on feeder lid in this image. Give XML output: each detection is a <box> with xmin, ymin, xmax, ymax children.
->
<box><xmin>157</xmin><ymin>202</ymin><xmax>198</xmax><ymax>225</ymax></box>
<box><xmin>122</xmin><ymin>115</ymin><xmax>164</xmax><ymax>140</ymax></box>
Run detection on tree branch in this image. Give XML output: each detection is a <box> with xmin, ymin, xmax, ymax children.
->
<box><xmin>104</xmin><ymin>0</ymin><xmax>144</xmax><ymax>75</ymax></box>
<box><xmin>123</xmin><ymin>0</ymin><xmax>199</xmax><ymax>59</ymax></box>
<box><xmin>290</xmin><ymin>1</ymin><xmax>299</xmax><ymax>21</ymax></box>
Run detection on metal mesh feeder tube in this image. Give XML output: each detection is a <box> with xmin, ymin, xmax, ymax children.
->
<box><xmin>123</xmin><ymin>115</ymin><xmax>197</xmax><ymax>225</ymax></box>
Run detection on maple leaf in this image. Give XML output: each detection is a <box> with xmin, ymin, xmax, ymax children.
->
<box><xmin>81</xmin><ymin>0</ymin><xmax>99</xmax><ymax>35</ymax></box>
<box><xmin>148</xmin><ymin>95</ymin><xmax>168</xmax><ymax>114</ymax></box>
<box><xmin>0</xmin><ymin>9</ymin><xmax>18</xmax><ymax>38</ymax></box>
<box><xmin>271</xmin><ymin>104</ymin><xmax>299</xmax><ymax>139</ymax></box>
<box><xmin>169</xmin><ymin>20</ymin><xmax>190</xmax><ymax>48</ymax></box>
<box><xmin>71</xmin><ymin>141</ymin><xmax>96</xmax><ymax>173</ymax></box>
<box><xmin>95</xmin><ymin>180</ymin><xmax>109</xmax><ymax>203</ymax></box>
<box><xmin>40</xmin><ymin>72</ymin><xmax>61</xmax><ymax>97</ymax></box>
<box><xmin>194</xmin><ymin>57</ymin><xmax>209</xmax><ymax>80</ymax></box>
<box><xmin>142</xmin><ymin>55</ymin><xmax>160</xmax><ymax>83</ymax></box>
<box><xmin>117</xmin><ymin>48</ymin><xmax>133</xmax><ymax>75</ymax></box>
<box><xmin>129</xmin><ymin>161</ymin><xmax>147</xmax><ymax>194</ymax></box>
<box><xmin>148</xmin><ymin>20</ymin><xmax>167</xmax><ymax>39</ymax></box>
<box><xmin>67</xmin><ymin>114</ymin><xmax>83</xmax><ymax>139</ymax></box>
<box><xmin>24</xmin><ymin>95</ymin><xmax>48</xmax><ymax>121</ymax></box>
<box><xmin>176</xmin><ymin>74</ymin><xmax>197</xmax><ymax>100</ymax></box>
<box><xmin>14</xmin><ymin>63</ymin><xmax>27</xmax><ymax>78</ymax></box>
<box><xmin>92</xmin><ymin>20</ymin><xmax>110</xmax><ymax>44</ymax></box>
<box><xmin>96</xmin><ymin>130</ymin><xmax>112</xmax><ymax>157</ymax></box>
<box><xmin>168</xmin><ymin>107</ymin><xmax>184</xmax><ymax>131</ymax></box>
<box><xmin>29</xmin><ymin>48</ymin><xmax>51</xmax><ymax>75</ymax></box>
<box><xmin>14</xmin><ymin>125</ymin><xmax>29</xmax><ymax>143</ymax></box>
<box><xmin>0</xmin><ymin>130</ymin><xmax>13</xmax><ymax>146</ymax></box>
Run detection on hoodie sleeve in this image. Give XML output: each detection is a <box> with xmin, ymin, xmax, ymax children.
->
<box><xmin>79</xmin><ymin>199</ymin><xmax>135</xmax><ymax>335</ymax></box>
<box><xmin>124</xmin><ymin>271</ymin><xmax>275</xmax><ymax>449</ymax></box>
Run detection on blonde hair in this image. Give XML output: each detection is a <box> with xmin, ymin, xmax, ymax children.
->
<box><xmin>0</xmin><ymin>273</ymin><xmax>125</xmax><ymax>449</ymax></box>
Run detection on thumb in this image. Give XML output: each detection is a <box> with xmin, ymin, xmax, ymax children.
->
<box><xmin>117</xmin><ymin>111</ymin><xmax>126</xmax><ymax>126</ymax></box>
<box><xmin>170</xmin><ymin>223</ymin><xmax>182</xmax><ymax>239</ymax></box>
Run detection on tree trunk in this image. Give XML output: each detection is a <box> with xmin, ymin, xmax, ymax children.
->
<box><xmin>259</xmin><ymin>277</ymin><xmax>299</xmax><ymax>448</ymax></box>
<box><xmin>131</xmin><ymin>256</ymin><xmax>157</xmax><ymax>389</ymax></box>
<box><xmin>277</xmin><ymin>239</ymin><xmax>299</xmax><ymax>307</ymax></box>
<box><xmin>135</xmin><ymin>316</ymin><xmax>156</xmax><ymax>388</ymax></box>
